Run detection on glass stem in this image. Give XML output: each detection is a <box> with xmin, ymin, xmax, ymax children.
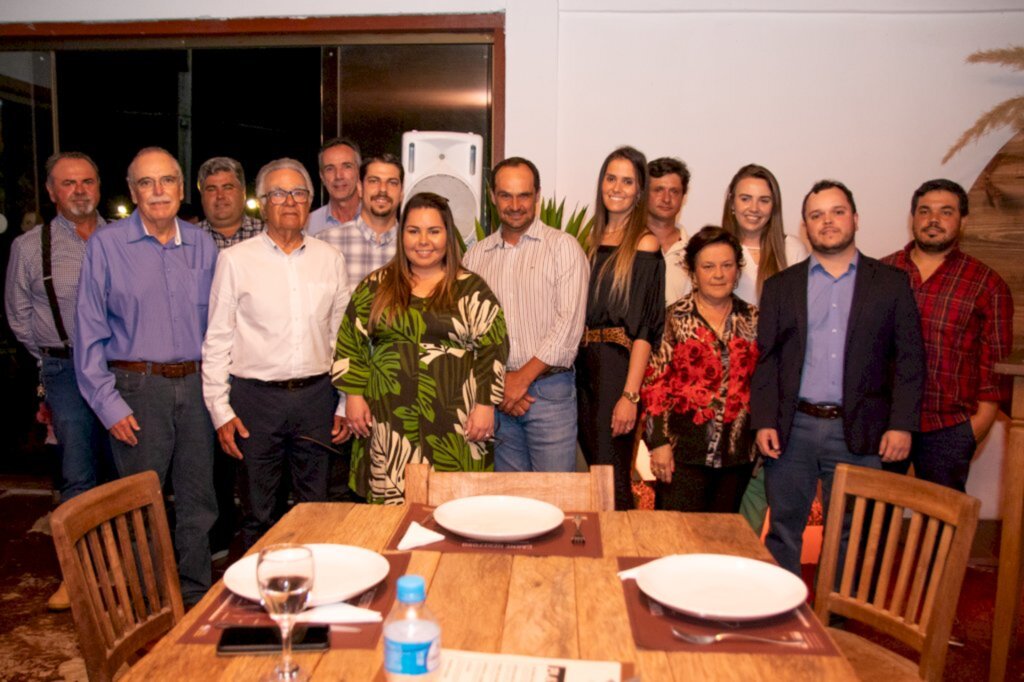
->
<box><xmin>279</xmin><ymin>616</ymin><xmax>296</xmax><ymax>678</ymax></box>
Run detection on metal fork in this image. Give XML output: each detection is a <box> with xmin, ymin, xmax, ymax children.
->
<box><xmin>571</xmin><ymin>514</ymin><xmax>585</xmax><ymax>545</ymax></box>
<box><xmin>671</xmin><ymin>626</ymin><xmax>805</xmax><ymax>647</ymax></box>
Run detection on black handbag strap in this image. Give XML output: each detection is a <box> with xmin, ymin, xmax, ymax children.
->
<box><xmin>41</xmin><ymin>220</ymin><xmax>70</xmax><ymax>347</ymax></box>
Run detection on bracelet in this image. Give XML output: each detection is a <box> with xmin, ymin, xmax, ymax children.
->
<box><xmin>621</xmin><ymin>391</ymin><xmax>640</xmax><ymax>404</ymax></box>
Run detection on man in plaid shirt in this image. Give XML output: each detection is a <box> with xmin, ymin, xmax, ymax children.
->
<box><xmin>316</xmin><ymin>153</ymin><xmax>403</xmax><ymax>289</ymax></box>
<box><xmin>197</xmin><ymin>156</ymin><xmax>263</xmax><ymax>250</ymax></box>
<box><xmin>881</xmin><ymin>179</ymin><xmax>1014</xmax><ymax>492</ymax></box>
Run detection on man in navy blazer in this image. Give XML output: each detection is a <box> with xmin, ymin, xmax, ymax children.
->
<box><xmin>751</xmin><ymin>179</ymin><xmax>925</xmax><ymax>576</ymax></box>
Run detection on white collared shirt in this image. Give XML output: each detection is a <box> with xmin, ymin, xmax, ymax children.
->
<box><xmin>202</xmin><ymin>232</ymin><xmax>351</xmax><ymax>428</ymax></box>
<box><xmin>663</xmin><ymin>225</ymin><xmax>691</xmax><ymax>307</ymax></box>
<box><xmin>463</xmin><ymin>218</ymin><xmax>589</xmax><ymax>372</ymax></box>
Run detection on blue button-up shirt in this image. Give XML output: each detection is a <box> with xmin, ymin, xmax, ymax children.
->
<box><xmin>305</xmin><ymin>202</ymin><xmax>361</xmax><ymax>237</ymax></box>
<box><xmin>799</xmin><ymin>251</ymin><xmax>859</xmax><ymax>405</ymax></box>
<box><xmin>74</xmin><ymin>210</ymin><xmax>218</xmax><ymax>428</ymax></box>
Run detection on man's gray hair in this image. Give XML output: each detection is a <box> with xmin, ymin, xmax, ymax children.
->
<box><xmin>255</xmin><ymin>158</ymin><xmax>314</xmax><ymax>200</ymax></box>
<box><xmin>197</xmin><ymin>156</ymin><xmax>246</xmax><ymax>189</ymax></box>
<box><xmin>45</xmin><ymin>151</ymin><xmax>100</xmax><ymax>186</ymax></box>
<box><xmin>126</xmin><ymin>146</ymin><xmax>183</xmax><ymax>185</ymax></box>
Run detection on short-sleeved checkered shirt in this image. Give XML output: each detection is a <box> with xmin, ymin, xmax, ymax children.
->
<box><xmin>315</xmin><ymin>216</ymin><xmax>397</xmax><ymax>289</ymax></box>
<box><xmin>198</xmin><ymin>215</ymin><xmax>264</xmax><ymax>251</ymax></box>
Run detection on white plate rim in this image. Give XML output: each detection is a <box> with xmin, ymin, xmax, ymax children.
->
<box><xmin>433</xmin><ymin>494</ymin><xmax>566</xmax><ymax>542</ymax></box>
<box><xmin>635</xmin><ymin>553</ymin><xmax>808</xmax><ymax>621</ymax></box>
<box><xmin>223</xmin><ymin>543</ymin><xmax>390</xmax><ymax>606</ymax></box>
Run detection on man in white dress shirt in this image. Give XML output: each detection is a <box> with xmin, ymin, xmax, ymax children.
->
<box><xmin>646</xmin><ymin>157</ymin><xmax>691</xmax><ymax>307</ymax></box>
<box><xmin>463</xmin><ymin>157</ymin><xmax>588</xmax><ymax>472</ymax></box>
<box><xmin>202</xmin><ymin>158</ymin><xmax>351</xmax><ymax>548</ymax></box>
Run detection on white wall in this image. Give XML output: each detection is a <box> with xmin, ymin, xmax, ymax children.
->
<box><xmin>3</xmin><ymin>0</ymin><xmax>1021</xmax><ymax>516</ymax></box>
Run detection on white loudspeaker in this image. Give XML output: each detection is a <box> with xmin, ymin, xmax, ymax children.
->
<box><xmin>401</xmin><ymin>131</ymin><xmax>484</xmax><ymax>245</ymax></box>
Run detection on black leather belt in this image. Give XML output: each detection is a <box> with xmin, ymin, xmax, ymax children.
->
<box><xmin>110</xmin><ymin>360</ymin><xmax>199</xmax><ymax>378</ymax></box>
<box><xmin>797</xmin><ymin>400</ymin><xmax>843</xmax><ymax>420</ymax></box>
<box><xmin>40</xmin><ymin>346</ymin><xmax>72</xmax><ymax>359</ymax></box>
<box><xmin>238</xmin><ymin>373</ymin><xmax>328</xmax><ymax>390</ymax></box>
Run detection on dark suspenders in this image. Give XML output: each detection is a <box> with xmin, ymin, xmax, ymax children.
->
<box><xmin>40</xmin><ymin>220</ymin><xmax>71</xmax><ymax>348</ymax></box>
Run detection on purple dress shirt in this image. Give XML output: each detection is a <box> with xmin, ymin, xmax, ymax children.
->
<box><xmin>74</xmin><ymin>210</ymin><xmax>218</xmax><ymax>428</ymax></box>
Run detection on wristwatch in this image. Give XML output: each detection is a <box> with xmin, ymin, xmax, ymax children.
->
<box><xmin>621</xmin><ymin>390</ymin><xmax>640</xmax><ymax>404</ymax></box>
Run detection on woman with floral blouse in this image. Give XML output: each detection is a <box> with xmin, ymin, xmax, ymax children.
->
<box><xmin>332</xmin><ymin>192</ymin><xmax>508</xmax><ymax>504</ymax></box>
<box><xmin>640</xmin><ymin>226</ymin><xmax>758</xmax><ymax>512</ymax></box>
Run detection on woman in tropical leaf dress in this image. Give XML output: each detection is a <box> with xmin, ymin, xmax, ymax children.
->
<box><xmin>332</xmin><ymin>192</ymin><xmax>509</xmax><ymax>503</ymax></box>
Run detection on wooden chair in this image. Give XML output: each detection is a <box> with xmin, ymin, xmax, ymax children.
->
<box><xmin>405</xmin><ymin>462</ymin><xmax>615</xmax><ymax>511</ymax></box>
<box><xmin>814</xmin><ymin>464</ymin><xmax>980</xmax><ymax>682</ymax></box>
<box><xmin>50</xmin><ymin>471</ymin><xmax>184</xmax><ymax>682</ymax></box>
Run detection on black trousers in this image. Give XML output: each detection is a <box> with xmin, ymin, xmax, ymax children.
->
<box><xmin>231</xmin><ymin>375</ymin><xmax>335</xmax><ymax>548</ymax></box>
<box><xmin>576</xmin><ymin>342</ymin><xmax>634</xmax><ymax>510</ymax></box>
<box><xmin>655</xmin><ymin>461</ymin><xmax>754</xmax><ymax>513</ymax></box>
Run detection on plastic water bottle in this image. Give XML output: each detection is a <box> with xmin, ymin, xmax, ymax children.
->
<box><xmin>384</xmin><ymin>575</ymin><xmax>441</xmax><ymax>681</ymax></box>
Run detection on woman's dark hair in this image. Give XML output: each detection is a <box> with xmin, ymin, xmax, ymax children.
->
<box><xmin>369</xmin><ymin>192</ymin><xmax>463</xmax><ymax>331</ymax></box>
<box><xmin>684</xmin><ymin>225</ymin><xmax>746</xmax><ymax>275</ymax></box>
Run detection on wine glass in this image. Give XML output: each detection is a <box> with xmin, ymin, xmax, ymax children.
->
<box><xmin>257</xmin><ymin>543</ymin><xmax>315</xmax><ymax>681</ymax></box>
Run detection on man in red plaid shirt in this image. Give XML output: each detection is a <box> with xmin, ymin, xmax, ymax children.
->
<box><xmin>881</xmin><ymin>179</ymin><xmax>1014</xmax><ymax>491</ymax></box>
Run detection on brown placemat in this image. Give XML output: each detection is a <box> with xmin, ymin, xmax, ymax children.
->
<box><xmin>617</xmin><ymin>557</ymin><xmax>839</xmax><ymax>656</ymax></box>
<box><xmin>180</xmin><ymin>553</ymin><xmax>411</xmax><ymax>649</ymax></box>
<box><xmin>385</xmin><ymin>503</ymin><xmax>603</xmax><ymax>558</ymax></box>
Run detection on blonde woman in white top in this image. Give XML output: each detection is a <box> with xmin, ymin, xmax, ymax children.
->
<box><xmin>721</xmin><ymin>164</ymin><xmax>808</xmax><ymax>305</ymax></box>
<box><xmin>720</xmin><ymin>163</ymin><xmax>807</xmax><ymax>533</ymax></box>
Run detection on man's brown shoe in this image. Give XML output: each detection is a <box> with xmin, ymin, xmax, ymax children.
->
<box><xmin>47</xmin><ymin>582</ymin><xmax>70</xmax><ymax>611</ymax></box>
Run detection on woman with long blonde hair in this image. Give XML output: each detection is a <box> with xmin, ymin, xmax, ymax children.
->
<box><xmin>720</xmin><ymin>164</ymin><xmax>808</xmax><ymax>533</ymax></box>
<box><xmin>720</xmin><ymin>164</ymin><xmax>807</xmax><ymax>303</ymax></box>
<box><xmin>576</xmin><ymin>146</ymin><xmax>665</xmax><ymax>510</ymax></box>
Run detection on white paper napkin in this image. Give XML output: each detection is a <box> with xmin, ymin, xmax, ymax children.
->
<box><xmin>617</xmin><ymin>559</ymin><xmax>656</xmax><ymax>581</ymax></box>
<box><xmin>296</xmin><ymin>602</ymin><xmax>382</xmax><ymax>624</ymax></box>
<box><xmin>397</xmin><ymin>521</ymin><xmax>446</xmax><ymax>550</ymax></box>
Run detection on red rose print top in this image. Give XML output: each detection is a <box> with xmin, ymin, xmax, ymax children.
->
<box><xmin>641</xmin><ymin>294</ymin><xmax>759</xmax><ymax>468</ymax></box>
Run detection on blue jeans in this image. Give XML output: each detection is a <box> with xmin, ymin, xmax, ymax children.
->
<box><xmin>884</xmin><ymin>420</ymin><xmax>975</xmax><ymax>492</ymax></box>
<box><xmin>40</xmin><ymin>356</ymin><xmax>112</xmax><ymax>500</ymax></box>
<box><xmin>108</xmin><ymin>369</ymin><xmax>216</xmax><ymax>604</ymax></box>
<box><xmin>764</xmin><ymin>411</ymin><xmax>881</xmax><ymax>576</ymax></box>
<box><xmin>495</xmin><ymin>371</ymin><xmax>578</xmax><ymax>472</ymax></box>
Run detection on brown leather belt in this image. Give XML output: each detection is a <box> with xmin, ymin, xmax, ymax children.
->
<box><xmin>537</xmin><ymin>366</ymin><xmax>572</xmax><ymax>379</ymax></box>
<box><xmin>581</xmin><ymin>327</ymin><xmax>633</xmax><ymax>351</ymax></box>
<box><xmin>236</xmin><ymin>373</ymin><xmax>328</xmax><ymax>390</ymax></box>
<box><xmin>797</xmin><ymin>400</ymin><xmax>843</xmax><ymax>420</ymax></box>
<box><xmin>109</xmin><ymin>360</ymin><xmax>200</xmax><ymax>379</ymax></box>
<box><xmin>40</xmin><ymin>346</ymin><xmax>72</xmax><ymax>359</ymax></box>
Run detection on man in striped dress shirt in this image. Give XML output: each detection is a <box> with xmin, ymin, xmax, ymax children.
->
<box><xmin>464</xmin><ymin>157</ymin><xmax>589</xmax><ymax>472</ymax></box>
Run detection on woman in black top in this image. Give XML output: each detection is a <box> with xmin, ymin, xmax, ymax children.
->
<box><xmin>576</xmin><ymin>146</ymin><xmax>665</xmax><ymax>509</ymax></box>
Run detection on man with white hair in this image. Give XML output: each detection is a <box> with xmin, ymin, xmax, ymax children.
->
<box><xmin>75</xmin><ymin>146</ymin><xmax>219</xmax><ymax>605</ymax></box>
<box><xmin>202</xmin><ymin>158</ymin><xmax>351</xmax><ymax>548</ymax></box>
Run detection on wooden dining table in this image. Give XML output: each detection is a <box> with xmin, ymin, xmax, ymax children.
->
<box><xmin>121</xmin><ymin>503</ymin><xmax>857</xmax><ymax>681</ymax></box>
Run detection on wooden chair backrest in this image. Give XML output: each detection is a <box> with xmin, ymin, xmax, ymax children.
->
<box><xmin>405</xmin><ymin>463</ymin><xmax>615</xmax><ymax>511</ymax></box>
<box><xmin>814</xmin><ymin>464</ymin><xmax>980</xmax><ymax>682</ymax></box>
<box><xmin>50</xmin><ymin>471</ymin><xmax>183</xmax><ymax>682</ymax></box>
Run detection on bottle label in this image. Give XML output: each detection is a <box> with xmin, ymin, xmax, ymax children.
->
<box><xmin>384</xmin><ymin>636</ymin><xmax>440</xmax><ymax>675</ymax></box>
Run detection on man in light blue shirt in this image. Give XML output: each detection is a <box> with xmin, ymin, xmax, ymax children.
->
<box><xmin>306</xmin><ymin>137</ymin><xmax>362</xmax><ymax>237</ymax></box>
<box><xmin>75</xmin><ymin>146</ymin><xmax>219</xmax><ymax>605</ymax></box>
<box><xmin>751</xmin><ymin>180</ymin><xmax>923</xmax><ymax>576</ymax></box>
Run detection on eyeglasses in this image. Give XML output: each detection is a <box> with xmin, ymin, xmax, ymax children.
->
<box><xmin>261</xmin><ymin>188</ymin><xmax>311</xmax><ymax>205</ymax></box>
<box><xmin>133</xmin><ymin>175</ymin><xmax>181</xmax><ymax>191</ymax></box>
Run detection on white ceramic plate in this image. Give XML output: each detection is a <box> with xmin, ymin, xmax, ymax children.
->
<box><xmin>635</xmin><ymin>553</ymin><xmax>808</xmax><ymax>621</ymax></box>
<box><xmin>433</xmin><ymin>495</ymin><xmax>565</xmax><ymax>542</ymax></box>
<box><xmin>224</xmin><ymin>544</ymin><xmax>390</xmax><ymax>606</ymax></box>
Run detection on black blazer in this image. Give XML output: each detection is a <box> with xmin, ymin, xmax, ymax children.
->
<box><xmin>750</xmin><ymin>253</ymin><xmax>924</xmax><ymax>455</ymax></box>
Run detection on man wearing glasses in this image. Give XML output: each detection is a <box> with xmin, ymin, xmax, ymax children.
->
<box><xmin>202</xmin><ymin>158</ymin><xmax>351</xmax><ymax>549</ymax></box>
<box><xmin>74</xmin><ymin>146</ymin><xmax>219</xmax><ymax>605</ymax></box>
